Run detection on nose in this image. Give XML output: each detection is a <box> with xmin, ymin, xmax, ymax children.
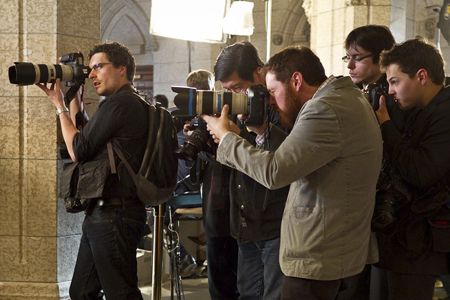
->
<box><xmin>88</xmin><ymin>69</ymin><xmax>95</xmax><ymax>79</ymax></box>
<box><xmin>347</xmin><ymin>60</ymin><xmax>355</xmax><ymax>69</ymax></box>
<box><xmin>388</xmin><ymin>85</ymin><xmax>395</xmax><ymax>95</ymax></box>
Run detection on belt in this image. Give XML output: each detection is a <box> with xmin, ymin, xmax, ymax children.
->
<box><xmin>94</xmin><ymin>198</ymin><xmax>139</xmax><ymax>208</ymax></box>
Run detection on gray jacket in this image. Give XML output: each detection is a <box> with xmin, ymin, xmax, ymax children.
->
<box><xmin>217</xmin><ymin>76</ymin><xmax>382</xmax><ymax>280</ymax></box>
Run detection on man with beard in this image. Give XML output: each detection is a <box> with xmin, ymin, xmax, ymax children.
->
<box><xmin>202</xmin><ymin>46</ymin><xmax>383</xmax><ymax>299</ymax></box>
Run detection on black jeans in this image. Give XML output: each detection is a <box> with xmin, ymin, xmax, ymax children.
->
<box><xmin>207</xmin><ymin>236</ymin><xmax>239</xmax><ymax>300</ymax></box>
<box><xmin>69</xmin><ymin>203</ymin><xmax>146</xmax><ymax>300</ymax></box>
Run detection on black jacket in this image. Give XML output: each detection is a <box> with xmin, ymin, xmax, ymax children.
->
<box><xmin>376</xmin><ymin>86</ymin><xmax>450</xmax><ymax>275</ymax></box>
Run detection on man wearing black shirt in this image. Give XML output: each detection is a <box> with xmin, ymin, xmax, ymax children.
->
<box><xmin>37</xmin><ymin>42</ymin><xmax>148</xmax><ymax>300</ymax></box>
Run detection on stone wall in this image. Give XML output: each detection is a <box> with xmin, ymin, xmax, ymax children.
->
<box><xmin>0</xmin><ymin>1</ymin><xmax>100</xmax><ymax>299</ymax></box>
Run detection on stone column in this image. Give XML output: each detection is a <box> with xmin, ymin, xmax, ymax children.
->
<box><xmin>0</xmin><ymin>1</ymin><xmax>99</xmax><ymax>299</ymax></box>
<box><xmin>305</xmin><ymin>0</ymin><xmax>398</xmax><ymax>76</ymax></box>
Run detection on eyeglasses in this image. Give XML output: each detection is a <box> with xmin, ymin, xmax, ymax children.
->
<box><xmin>90</xmin><ymin>63</ymin><xmax>112</xmax><ymax>72</ymax></box>
<box><xmin>341</xmin><ymin>53</ymin><xmax>373</xmax><ymax>63</ymax></box>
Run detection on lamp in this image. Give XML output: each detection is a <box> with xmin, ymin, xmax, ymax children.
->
<box><xmin>222</xmin><ymin>1</ymin><xmax>254</xmax><ymax>36</ymax></box>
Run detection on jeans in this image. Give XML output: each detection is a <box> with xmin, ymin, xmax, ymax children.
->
<box><xmin>237</xmin><ymin>237</ymin><xmax>283</xmax><ymax>300</ymax></box>
<box><xmin>207</xmin><ymin>236</ymin><xmax>239</xmax><ymax>300</ymax></box>
<box><xmin>69</xmin><ymin>203</ymin><xmax>146</xmax><ymax>300</ymax></box>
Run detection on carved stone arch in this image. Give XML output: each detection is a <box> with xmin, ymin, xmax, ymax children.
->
<box><xmin>275</xmin><ymin>0</ymin><xmax>310</xmax><ymax>47</ymax></box>
<box><xmin>100</xmin><ymin>0</ymin><xmax>159</xmax><ymax>53</ymax></box>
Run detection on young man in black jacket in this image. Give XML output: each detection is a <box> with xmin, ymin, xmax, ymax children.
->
<box><xmin>37</xmin><ymin>42</ymin><xmax>149</xmax><ymax>300</ymax></box>
<box><xmin>375</xmin><ymin>37</ymin><xmax>450</xmax><ymax>300</ymax></box>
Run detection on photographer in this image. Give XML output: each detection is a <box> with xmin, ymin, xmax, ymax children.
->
<box><xmin>214</xmin><ymin>41</ymin><xmax>290</xmax><ymax>300</ymax></box>
<box><xmin>374</xmin><ymin>38</ymin><xmax>450</xmax><ymax>300</ymax></box>
<box><xmin>203</xmin><ymin>46</ymin><xmax>382</xmax><ymax>300</ymax></box>
<box><xmin>37</xmin><ymin>42</ymin><xmax>148</xmax><ymax>300</ymax></box>
<box><xmin>344</xmin><ymin>24</ymin><xmax>412</xmax><ymax>133</ymax></box>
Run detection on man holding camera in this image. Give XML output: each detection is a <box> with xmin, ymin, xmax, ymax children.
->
<box><xmin>37</xmin><ymin>42</ymin><xmax>148</xmax><ymax>300</ymax></box>
<box><xmin>374</xmin><ymin>38</ymin><xmax>450</xmax><ymax>300</ymax></box>
<box><xmin>203</xmin><ymin>46</ymin><xmax>382</xmax><ymax>300</ymax></box>
<box><xmin>344</xmin><ymin>25</ymin><xmax>411</xmax><ymax>133</ymax></box>
<box><xmin>211</xmin><ymin>40</ymin><xmax>290</xmax><ymax>300</ymax></box>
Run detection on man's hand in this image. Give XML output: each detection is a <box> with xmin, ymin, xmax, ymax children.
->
<box><xmin>201</xmin><ymin>105</ymin><xmax>232</xmax><ymax>142</ymax></box>
<box><xmin>36</xmin><ymin>79</ymin><xmax>66</xmax><ymax>110</ymax></box>
<box><xmin>375</xmin><ymin>95</ymin><xmax>390</xmax><ymax>125</ymax></box>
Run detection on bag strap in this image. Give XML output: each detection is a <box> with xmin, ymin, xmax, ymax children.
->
<box><xmin>107</xmin><ymin>141</ymin><xmax>117</xmax><ymax>174</ymax></box>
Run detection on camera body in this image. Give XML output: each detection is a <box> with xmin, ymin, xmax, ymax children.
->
<box><xmin>9</xmin><ymin>52</ymin><xmax>90</xmax><ymax>86</ymax></box>
<box><xmin>365</xmin><ymin>82</ymin><xmax>388</xmax><ymax>111</ymax></box>
<box><xmin>372</xmin><ymin>170</ymin><xmax>412</xmax><ymax>230</ymax></box>
<box><xmin>171</xmin><ymin>84</ymin><xmax>269</xmax><ymax>127</ymax></box>
<box><xmin>172</xmin><ymin>84</ymin><xmax>270</xmax><ymax>162</ymax></box>
<box><xmin>175</xmin><ymin>116</ymin><xmax>211</xmax><ymax>162</ymax></box>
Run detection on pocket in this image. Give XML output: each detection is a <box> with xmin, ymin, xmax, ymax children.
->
<box><xmin>428</xmin><ymin>206</ymin><xmax>450</xmax><ymax>252</ymax></box>
<box><xmin>59</xmin><ymin>162</ymin><xmax>80</xmax><ymax>198</ymax></box>
<box><xmin>76</xmin><ymin>159</ymin><xmax>111</xmax><ymax>199</ymax></box>
<box><xmin>284</xmin><ymin>206</ymin><xmax>324</xmax><ymax>260</ymax></box>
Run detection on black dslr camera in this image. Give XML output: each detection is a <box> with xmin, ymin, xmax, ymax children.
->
<box><xmin>372</xmin><ymin>168</ymin><xmax>412</xmax><ymax>231</ymax></box>
<box><xmin>9</xmin><ymin>52</ymin><xmax>90</xmax><ymax>87</ymax></box>
<box><xmin>175</xmin><ymin>115</ymin><xmax>210</xmax><ymax>162</ymax></box>
<box><xmin>172</xmin><ymin>84</ymin><xmax>270</xmax><ymax>162</ymax></box>
<box><xmin>365</xmin><ymin>83</ymin><xmax>388</xmax><ymax>111</ymax></box>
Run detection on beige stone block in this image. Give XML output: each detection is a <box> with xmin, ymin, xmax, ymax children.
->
<box><xmin>0</xmin><ymin>34</ymin><xmax>20</xmax><ymax>97</ymax></box>
<box><xmin>23</xmin><ymin>96</ymin><xmax>58</xmax><ymax>159</ymax></box>
<box><xmin>390</xmin><ymin>6</ymin><xmax>407</xmax><ymax>42</ymax></box>
<box><xmin>0</xmin><ymin>235</ymin><xmax>57</xmax><ymax>282</ymax></box>
<box><xmin>25</xmin><ymin>0</ymin><xmax>57</xmax><ymax>34</ymax></box>
<box><xmin>0</xmin><ymin>97</ymin><xmax>20</xmax><ymax>159</ymax></box>
<box><xmin>154</xmin><ymin>62</ymin><xmax>188</xmax><ymax>84</ymax></box>
<box><xmin>0</xmin><ymin>159</ymin><xmax>21</xmax><ymax>235</ymax></box>
<box><xmin>316</xmin><ymin>47</ymin><xmax>332</xmax><ymax>74</ymax></box>
<box><xmin>316</xmin><ymin>11</ymin><xmax>332</xmax><ymax>48</ymax></box>
<box><xmin>331</xmin><ymin>9</ymin><xmax>346</xmax><ymax>46</ymax></box>
<box><xmin>57</xmin><ymin>0</ymin><xmax>100</xmax><ymax>39</ymax></box>
<box><xmin>331</xmin><ymin>44</ymin><xmax>347</xmax><ymax>77</ymax></box>
<box><xmin>354</xmin><ymin>6</ymin><xmax>369</xmax><ymax>28</ymax></box>
<box><xmin>370</xmin><ymin>0</ymin><xmax>391</xmax><ymax>5</ymax></box>
<box><xmin>369</xmin><ymin>6</ymin><xmax>391</xmax><ymax>26</ymax></box>
<box><xmin>153</xmin><ymin>38</ymin><xmax>188</xmax><ymax>64</ymax></box>
<box><xmin>317</xmin><ymin>0</ymin><xmax>333</xmax><ymax>14</ymax></box>
<box><xmin>0</xmin><ymin>282</ymin><xmax>61</xmax><ymax>300</ymax></box>
<box><xmin>24</xmin><ymin>159</ymin><xmax>57</xmax><ymax>237</ymax></box>
<box><xmin>0</xmin><ymin>0</ymin><xmax>20</xmax><ymax>34</ymax></box>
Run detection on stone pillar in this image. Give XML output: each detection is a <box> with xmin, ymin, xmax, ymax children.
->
<box><xmin>306</xmin><ymin>0</ymin><xmax>395</xmax><ymax>76</ymax></box>
<box><xmin>0</xmin><ymin>1</ymin><xmax>99</xmax><ymax>299</ymax></box>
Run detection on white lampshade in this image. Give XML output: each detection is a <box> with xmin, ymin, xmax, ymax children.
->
<box><xmin>223</xmin><ymin>1</ymin><xmax>254</xmax><ymax>36</ymax></box>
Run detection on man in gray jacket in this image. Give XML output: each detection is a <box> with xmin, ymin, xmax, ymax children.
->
<box><xmin>202</xmin><ymin>46</ymin><xmax>383</xmax><ymax>299</ymax></box>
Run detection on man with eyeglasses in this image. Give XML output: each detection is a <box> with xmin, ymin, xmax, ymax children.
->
<box><xmin>198</xmin><ymin>41</ymin><xmax>290</xmax><ymax>300</ymax></box>
<box><xmin>37</xmin><ymin>42</ymin><xmax>151</xmax><ymax>300</ymax></box>
<box><xmin>344</xmin><ymin>25</ymin><xmax>412</xmax><ymax>133</ymax></box>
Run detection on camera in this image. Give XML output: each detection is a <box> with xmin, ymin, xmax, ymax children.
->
<box><xmin>175</xmin><ymin>116</ymin><xmax>210</xmax><ymax>162</ymax></box>
<box><xmin>9</xmin><ymin>52</ymin><xmax>90</xmax><ymax>86</ymax></box>
<box><xmin>171</xmin><ymin>84</ymin><xmax>270</xmax><ymax>127</ymax></box>
<box><xmin>371</xmin><ymin>172</ymin><xmax>412</xmax><ymax>231</ymax></box>
<box><xmin>365</xmin><ymin>82</ymin><xmax>388</xmax><ymax>111</ymax></box>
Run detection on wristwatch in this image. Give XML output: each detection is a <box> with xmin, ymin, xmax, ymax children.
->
<box><xmin>56</xmin><ymin>107</ymin><xmax>69</xmax><ymax>116</ymax></box>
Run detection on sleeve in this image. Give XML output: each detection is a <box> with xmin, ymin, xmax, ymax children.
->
<box><xmin>381</xmin><ymin>107</ymin><xmax>450</xmax><ymax>189</ymax></box>
<box><xmin>72</xmin><ymin>96</ymin><xmax>141</xmax><ymax>161</ymax></box>
<box><xmin>216</xmin><ymin>99</ymin><xmax>342</xmax><ymax>190</ymax></box>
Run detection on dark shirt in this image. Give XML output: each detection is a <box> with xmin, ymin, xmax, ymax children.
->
<box><xmin>229</xmin><ymin>125</ymin><xmax>289</xmax><ymax>242</ymax></box>
<box><xmin>376</xmin><ymin>86</ymin><xmax>450</xmax><ymax>275</ymax></box>
<box><xmin>72</xmin><ymin>84</ymin><xmax>149</xmax><ymax>199</ymax></box>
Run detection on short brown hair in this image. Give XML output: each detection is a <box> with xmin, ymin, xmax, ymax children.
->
<box><xmin>186</xmin><ymin>69</ymin><xmax>214</xmax><ymax>90</ymax></box>
<box><xmin>89</xmin><ymin>41</ymin><xmax>136</xmax><ymax>83</ymax></box>
<box><xmin>380</xmin><ymin>37</ymin><xmax>445</xmax><ymax>85</ymax></box>
<box><xmin>262</xmin><ymin>46</ymin><xmax>327</xmax><ymax>87</ymax></box>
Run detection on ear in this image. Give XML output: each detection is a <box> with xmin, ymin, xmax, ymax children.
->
<box><xmin>253</xmin><ymin>67</ymin><xmax>264</xmax><ymax>85</ymax></box>
<box><xmin>291</xmin><ymin>72</ymin><xmax>303</xmax><ymax>91</ymax></box>
<box><xmin>416</xmin><ymin>69</ymin><xmax>428</xmax><ymax>85</ymax></box>
<box><xmin>118</xmin><ymin>65</ymin><xmax>127</xmax><ymax>77</ymax></box>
